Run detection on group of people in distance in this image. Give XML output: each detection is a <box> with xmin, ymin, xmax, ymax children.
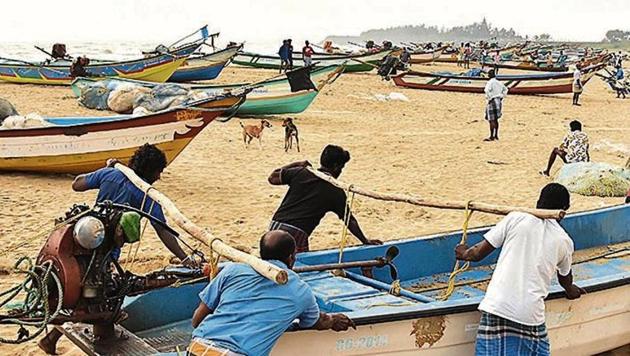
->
<box><xmin>278</xmin><ymin>39</ymin><xmax>315</xmax><ymax>73</ymax></box>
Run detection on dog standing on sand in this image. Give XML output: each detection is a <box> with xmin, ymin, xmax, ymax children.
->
<box><xmin>240</xmin><ymin>119</ymin><xmax>272</xmax><ymax>149</ymax></box>
<box><xmin>282</xmin><ymin>117</ymin><xmax>300</xmax><ymax>152</ymax></box>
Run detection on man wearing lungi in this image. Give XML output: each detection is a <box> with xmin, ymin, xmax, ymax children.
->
<box><xmin>483</xmin><ymin>69</ymin><xmax>508</xmax><ymax>141</ymax></box>
<box><xmin>454</xmin><ymin>183</ymin><xmax>585</xmax><ymax>355</ymax></box>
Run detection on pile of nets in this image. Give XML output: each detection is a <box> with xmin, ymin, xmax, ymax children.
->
<box><xmin>1</xmin><ymin>113</ymin><xmax>51</xmax><ymax>130</ymax></box>
<box><xmin>78</xmin><ymin>80</ymin><xmax>216</xmax><ymax>115</ymax></box>
<box><xmin>0</xmin><ymin>98</ymin><xmax>19</xmax><ymax>124</ymax></box>
<box><xmin>555</xmin><ymin>162</ymin><xmax>630</xmax><ymax>197</ymax></box>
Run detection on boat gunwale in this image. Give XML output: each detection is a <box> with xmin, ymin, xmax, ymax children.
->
<box><xmin>0</xmin><ymin>41</ymin><xmax>201</xmax><ymax>70</ymax></box>
<box><xmin>234</xmin><ymin>49</ymin><xmax>391</xmax><ymax>61</ymax></box>
<box><xmin>0</xmin><ymin>94</ymin><xmax>243</xmax><ymax>137</ymax></box>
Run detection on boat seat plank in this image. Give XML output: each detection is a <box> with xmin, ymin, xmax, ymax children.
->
<box><xmin>303</xmin><ymin>271</ymin><xmax>418</xmax><ymax>313</ymax></box>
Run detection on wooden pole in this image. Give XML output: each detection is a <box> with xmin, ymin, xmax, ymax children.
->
<box><xmin>115</xmin><ymin>163</ymin><xmax>288</xmax><ymax>285</ymax></box>
<box><xmin>307</xmin><ymin>167</ymin><xmax>565</xmax><ymax>219</ymax></box>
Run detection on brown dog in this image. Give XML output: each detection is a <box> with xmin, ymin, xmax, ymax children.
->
<box><xmin>240</xmin><ymin>119</ymin><xmax>272</xmax><ymax>149</ymax></box>
<box><xmin>282</xmin><ymin>117</ymin><xmax>300</xmax><ymax>152</ymax></box>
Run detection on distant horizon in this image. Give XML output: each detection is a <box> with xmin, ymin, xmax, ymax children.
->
<box><xmin>0</xmin><ymin>0</ymin><xmax>627</xmax><ymax>45</ymax></box>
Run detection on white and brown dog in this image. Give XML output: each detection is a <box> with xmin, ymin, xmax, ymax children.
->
<box><xmin>240</xmin><ymin>119</ymin><xmax>272</xmax><ymax>149</ymax></box>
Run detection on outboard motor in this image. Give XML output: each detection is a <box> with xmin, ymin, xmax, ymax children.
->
<box><xmin>32</xmin><ymin>203</ymin><xmax>197</xmax><ymax>353</ymax></box>
<box><xmin>378</xmin><ymin>54</ymin><xmax>401</xmax><ymax>80</ymax></box>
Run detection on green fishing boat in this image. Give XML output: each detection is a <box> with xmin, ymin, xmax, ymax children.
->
<box><xmin>232</xmin><ymin>50</ymin><xmax>391</xmax><ymax>73</ymax></box>
<box><xmin>71</xmin><ymin>64</ymin><xmax>344</xmax><ymax>116</ymax></box>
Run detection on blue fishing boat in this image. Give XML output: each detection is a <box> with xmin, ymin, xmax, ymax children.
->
<box><xmin>0</xmin><ymin>42</ymin><xmax>201</xmax><ymax>86</ymax></box>
<box><xmin>168</xmin><ymin>44</ymin><xmax>242</xmax><ymax>82</ymax></box>
<box><xmin>64</xmin><ymin>204</ymin><xmax>628</xmax><ymax>355</ymax></box>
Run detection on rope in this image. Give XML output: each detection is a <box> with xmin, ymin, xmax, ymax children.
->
<box><xmin>439</xmin><ymin>202</ymin><xmax>474</xmax><ymax>301</ymax></box>
<box><xmin>389</xmin><ymin>279</ymin><xmax>401</xmax><ymax>296</ymax></box>
<box><xmin>0</xmin><ymin>257</ymin><xmax>63</xmax><ymax>344</ymax></box>
<box><xmin>337</xmin><ymin>186</ymin><xmax>356</xmax><ymax>264</ymax></box>
<box><xmin>207</xmin><ymin>237</ymin><xmax>221</xmax><ymax>280</ymax></box>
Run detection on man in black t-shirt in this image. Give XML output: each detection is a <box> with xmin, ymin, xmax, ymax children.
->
<box><xmin>268</xmin><ymin>145</ymin><xmax>383</xmax><ymax>252</ymax></box>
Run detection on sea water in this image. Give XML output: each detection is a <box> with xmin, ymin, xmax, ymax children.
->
<box><xmin>0</xmin><ymin>39</ymin><xmax>282</xmax><ymax>63</ymax></box>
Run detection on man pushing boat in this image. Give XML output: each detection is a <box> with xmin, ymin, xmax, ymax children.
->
<box><xmin>189</xmin><ymin>230</ymin><xmax>355</xmax><ymax>356</ymax></box>
<box><xmin>454</xmin><ymin>183</ymin><xmax>585</xmax><ymax>356</ymax></box>
<box><xmin>267</xmin><ymin>145</ymin><xmax>382</xmax><ymax>252</ymax></box>
<box><xmin>72</xmin><ymin>143</ymin><xmax>194</xmax><ymax>265</ymax></box>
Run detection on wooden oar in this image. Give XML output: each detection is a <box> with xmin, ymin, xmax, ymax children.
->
<box><xmin>306</xmin><ymin>167</ymin><xmax>565</xmax><ymax>219</ymax></box>
<box><xmin>115</xmin><ymin>163</ymin><xmax>288</xmax><ymax>284</ymax></box>
<box><xmin>348</xmin><ymin>57</ymin><xmax>380</xmax><ymax>69</ymax></box>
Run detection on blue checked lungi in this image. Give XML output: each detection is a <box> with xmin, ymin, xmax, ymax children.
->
<box><xmin>485</xmin><ymin>97</ymin><xmax>503</xmax><ymax>121</ymax></box>
<box><xmin>475</xmin><ymin>312</ymin><xmax>550</xmax><ymax>356</ymax></box>
<box><xmin>268</xmin><ymin>220</ymin><xmax>310</xmax><ymax>252</ymax></box>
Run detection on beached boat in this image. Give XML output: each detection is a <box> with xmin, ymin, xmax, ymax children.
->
<box><xmin>392</xmin><ymin>64</ymin><xmax>603</xmax><ymax>95</ymax></box>
<box><xmin>62</xmin><ymin>203</ymin><xmax>627</xmax><ymax>355</ymax></box>
<box><xmin>436</xmin><ymin>43</ymin><xmax>524</xmax><ymax>63</ymax></box>
<box><xmin>0</xmin><ymin>94</ymin><xmax>244</xmax><ymax>174</ymax></box>
<box><xmin>168</xmin><ymin>44</ymin><xmax>242</xmax><ymax>82</ymax></box>
<box><xmin>71</xmin><ymin>64</ymin><xmax>344</xmax><ymax>116</ymax></box>
<box><xmin>482</xmin><ymin>60</ymin><xmax>569</xmax><ymax>72</ymax></box>
<box><xmin>0</xmin><ymin>42</ymin><xmax>200</xmax><ymax>86</ymax></box>
<box><xmin>409</xmin><ymin>47</ymin><xmax>444</xmax><ymax>64</ymax></box>
<box><xmin>232</xmin><ymin>50</ymin><xmax>390</xmax><ymax>73</ymax></box>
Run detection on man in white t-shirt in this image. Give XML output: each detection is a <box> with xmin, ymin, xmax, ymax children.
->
<box><xmin>455</xmin><ymin>183</ymin><xmax>585</xmax><ymax>356</ymax></box>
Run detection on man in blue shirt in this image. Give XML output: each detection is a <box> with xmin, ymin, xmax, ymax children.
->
<box><xmin>71</xmin><ymin>144</ymin><xmax>189</xmax><ymax>262</ymax></box>
<box><xmin>278</xmin><ymin>39</ymin><xmax>289</xmax><ymax>74</ymax></box>
<box><xmin>190</xmin><ymin>230</ymin><xmax>355</xmax><ymax>356</ymax></box>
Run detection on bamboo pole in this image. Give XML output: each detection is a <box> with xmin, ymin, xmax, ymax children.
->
<box><xmin>115</xmin><ymin>163</ymin><xmax>288</xmax><ymax>285</ymax></box>
<box><xmin>307</xmin><ymin>167</ymin><xmax>565</xmax><ymax>219</ymax></box>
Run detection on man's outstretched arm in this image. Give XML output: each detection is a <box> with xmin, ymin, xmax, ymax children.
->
<box><xmin>154</xmin><ymin>224</ymin><xmax>188</xmax><ymax>262</ymax></box>
<box><xmin>557</xmin><ymin>270</ymin><xmax>586</xmax><ymax>300</ymax></box>
<box><xmin>268</xmin><ymin>160</ymin><xmax>311</xmax><ymax>185</ymax></box>
<box><xmin>347</xmin><ymin>216</ymin><xmax>382</xmax><ymax>246</ymax></box>
<box><xmin>455</xmin><ymin>239</ymin><xmax>496</xmax><ymax>262</ymax></box>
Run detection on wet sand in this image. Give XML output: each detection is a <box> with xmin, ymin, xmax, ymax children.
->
<box><xmin>0</xmin><ymin>64</ymin><xmax>628</xmax><ymax>354</ymax></box>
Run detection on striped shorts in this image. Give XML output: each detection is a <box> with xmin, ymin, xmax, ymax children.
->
<box><xmin>269</xmin><ymin>220</ymin><xmax>310</xmax><ymax>253</ymax></box>
<box><xmin>475</xmin><ymin>312</ymin><xmax>550</xmax><ymax>356</ymax></box>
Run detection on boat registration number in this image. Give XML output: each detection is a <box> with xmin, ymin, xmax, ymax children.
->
<box><xmin>335</xmin><ymin>335</ymin><xmax>388</xmax><ymax>351</ymax></box>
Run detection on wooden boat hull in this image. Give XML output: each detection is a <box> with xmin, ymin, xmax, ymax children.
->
<box><xmin>108</xmin><ymin>204</ymin><xmax>630</xmax><ymax>355</ymax></box>
<box><xmin>232</xmin><ymin>50</ymin><xmax>390</xmax><ymax>73</ymax></box>
<box><xmin>168</xmin><ymin>45</ymin><xmax>241</xmax><ymax>82</ymax></box>
<box><xmin>0</xmin><ymin>96</ymin><xmax>243</xmax><ymax>174</ymax></box>
<box><xmin>272</xmin><ymin>285</ymin><xmax>630</xmax><ymax>355</ymax></box>
<box><xmin>0</xmin><ymin>43</ymin><xmax>199</xmax><ymax>85</ymax></box>
<box><xmin>71</xmin><ymin>65</ymin><xmax>344</xmax><ymax>116</ymax></box>
<box><xmin>484</xmin><ymin>61</ymin><xmax>568</xmax><ymax>72</ymax></box>
<box><xmin>392</xmin><ymin>65</ymin><xmax>602</xmax><ymax>95</ymax></box>
<box><xmin>409</xmin><ymin>49</ymin><xmax>443</xmax><ymax>64</ymax></box>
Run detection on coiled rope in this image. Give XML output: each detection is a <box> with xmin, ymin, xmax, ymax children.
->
<box><xmin>0</xmin><ymin>257</ymin><xmax>63</xmax><ymax>344</ymax></box>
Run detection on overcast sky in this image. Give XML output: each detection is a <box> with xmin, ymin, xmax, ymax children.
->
<box><xmin>1</xmin><ymin>0</ymin><xmax>627</xmax><ymax>45</ymax></box>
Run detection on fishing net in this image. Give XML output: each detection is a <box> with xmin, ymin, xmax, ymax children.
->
<box><xmin>0</xmin><ymin>98</ymin><xmax>19</xmax><ymax>122</ymax></box>
<box><xmin>133</xmin><ymin>84</ymin><xmax>189</xmax><ymax>112</ymax></box>
<box><xmin>108</xmin><ymin>86</ymin><xmax>151</xmax><ymax>114</ymax></box>
<box><xmin>555</xmin><ymin>162</ymin><xmax>630</xmax><ymax>197</ymax></box>
<box><xmin>79</xmin><ymin>86</ymin><xmax>112</xmax><ymax>110</ymax></box>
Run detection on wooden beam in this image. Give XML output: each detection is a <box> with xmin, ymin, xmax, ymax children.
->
<box><xmin>307</xmin><ymin>167</ymin><xmax>565</xmax><ymax>219</ymax></box>
<box><xmin>115</xmin><ymin>163</ymin><xmax>288</xmax><ymax>285</ymax></box>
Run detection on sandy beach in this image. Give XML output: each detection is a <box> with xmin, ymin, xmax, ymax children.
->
<box><xmin>0</xmin><ymin>63</ymin><xmax>628</xmax><ymax>354</ymax></box>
